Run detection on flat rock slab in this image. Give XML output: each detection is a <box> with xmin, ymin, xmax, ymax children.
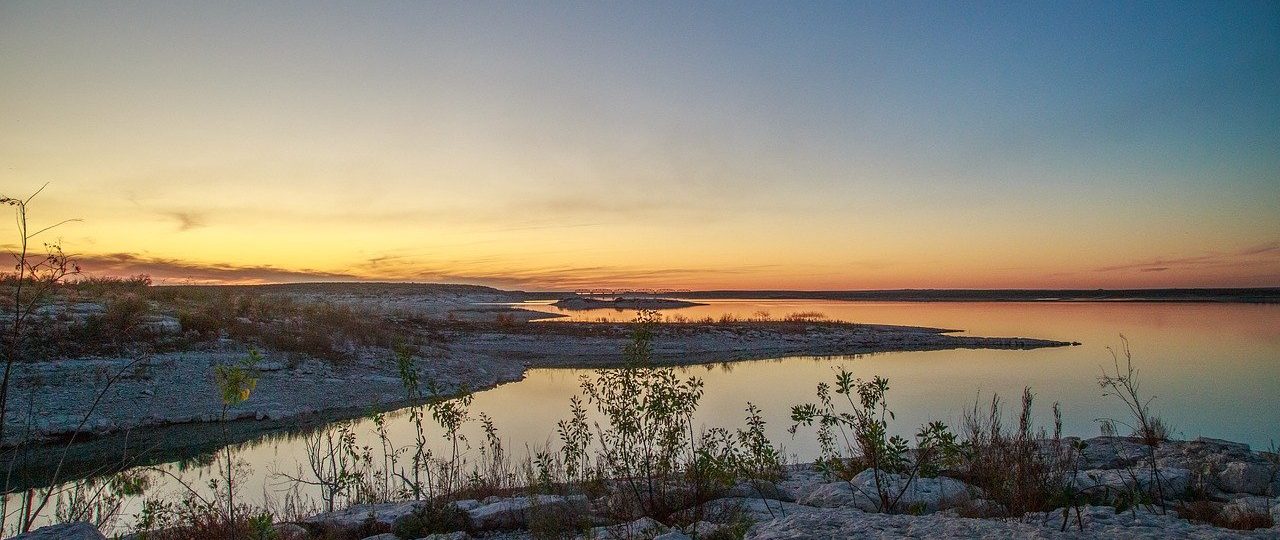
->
<box><xmin>9</xmin><ymin>522</ymin><xmax>106</xmax><ymax>540</ymax></box>
<box><xmin>746</xmin><ymin>505</ymin><xmax>1280</xmax><ymax>539</ymax></box>
<box><xmin>797</xmin><ymin>470</ymin><xmax>975</xmax><ymax>514</ymax></box>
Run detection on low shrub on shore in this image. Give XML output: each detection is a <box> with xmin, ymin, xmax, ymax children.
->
<box><xmin>955</xmin><ymin>389</ymin><xmax>1079</xmax><ymax>519</ymax></box>
<box><xmin>1176</xmin><ymin>500</ymin><xmax>1275</xmax><ymax>531</ymax></box>
<box><xmin>8</xmin><ymin>279</ymin><xmax>407</xmax><ymax>364</ymax></box>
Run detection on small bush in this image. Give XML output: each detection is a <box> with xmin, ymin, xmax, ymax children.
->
<box><xmin>790</xmin><ymin>369</ymin><xmax>961</xmax><ymax>513</ymax></box>
<box><xmin>102</xmin><ymin>292</ymin><xmax>150</xmax><ymax>338</ymax></box>
<box><xmin>178</xmin><ymin>308</ymin><xmax>226</xmax><ymax>335</ymax></box>
<box><xmin>393</xmin><ymin>498</ymin><xmax>473</xmax><ymax>538</ymax></box>
<box><xmin>135</xmin><ymin>498</ymin><xmax>282</xmax><ymax>540</ymax></box>
<box><xmin>782</xmin><ymin>311</ymin><xmax>826</xmax><ymax>323</ymax></box>
<box><xmin>955</xmin><ymin>388</ymin><xmax>1076</xmax><ymax>518</ymax></box>
<box><xmin>526</xmin><ymin>499</ymin><xmax>592</xmax><ymax>540</ymax></box>
<box><xmin>1177</xmin><ymin>500</ymin><xmax>1275</xmax><ymax>530</ymax></box>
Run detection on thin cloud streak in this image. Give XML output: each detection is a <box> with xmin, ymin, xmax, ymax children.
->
<box><xmin>165</xmin><ymin>211</ymin><xmax>206</xmax><ymax>232</ymax></box>
<box><xmin>75</xmin><ymin>253</ymin><xmax>361</xmax><ymax>285</ymax></box>
<box><xmin>72</xmin><ymin>251</ymin><xmax>780</xmax><ymax>290</ymax></box>
<box><xmin>1096</xmin><ymin>243</ymin><xmax>1280</xmax><ymax>273</ymax></box>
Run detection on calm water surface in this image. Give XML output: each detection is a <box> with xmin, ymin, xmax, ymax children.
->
<box><xmin>13</xmin><ymin>300</ymin><xmax>1280</xmax><ymax>534</ymax></box>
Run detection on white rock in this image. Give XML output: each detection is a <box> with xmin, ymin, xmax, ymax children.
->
<box><xmin>1078</xmin><ymin>437</ymin><xmax>1151</xmax><ymax>469</ymax></box>
<box><xmin>10</xmin><ymin>522</ymin><xmax>106</xmax><ymax>540</ymax></box>
<box><xmin>585</xmin><ymin>516</ymin><xmax>669</xmax><ymax>539</ymax></box>
<box><xmin>698</xmin><ymin>496</ymin><xmax>816</xmax><ymax>523</ymax></box>
<box><xmin>1073</xmin><ymin>467</ymin><xmax>1190</xmax><ymax>499</ymax></box>
<box><xmin>1217</xmin><ymin>462</ymin><xmax>1274</xmax><ymax>495</ymax></box>
<box><xmin>272</xmin><ymin>522</ymin><xmax>308</xmax><ymax>539</ymax></box>
<box><xmin>414</xmin><ymin>533</ymin><xmax>471</xmax><ymax>540</ymax></box>
<box><xmin>721</xmin><ymin>479</ymin><xmax>795</xmax><ymax>501</ymax></box>
<box><xmin>303</xmin><ymin>500</ymin><xmax>422</xmax><ymax>532</ymax></box>
<box><xmin>797</xmin><ymin>470</ymin><xmax>975</xmax><ymax>513</ymax></box>
<box><xmin>747</xmin><ymin>504</ymin><xmax>1275</xmax><ymax>540</ymax></box>
<box><xmin>467</xmin><ymin>494</ymin><xmax>572</xmax><ymax>530</ymax></box>
<box><xmin>1222</xmin><ymin>495</ymin><xmax>1272</xmax><ymax>522</ymax></box>
<box><xmin>684</xmin><ymin>520</ymin><xmax>722</xmax><ymax>537</ymax></box>
<box><xmin>256</xmin><ymin>360</ymin><xmax>288</xmax><ymax>371</ymax></box>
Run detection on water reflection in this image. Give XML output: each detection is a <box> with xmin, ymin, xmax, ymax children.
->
<box><xmin>11</xmin><ymin>300</ymin><xmax>1279</xmax><ymax>534</ymax></box>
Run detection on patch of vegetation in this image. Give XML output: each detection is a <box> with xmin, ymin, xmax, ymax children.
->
<box><xmin>392</xmin><ymin>498</ymin><xmax>473</xmax><ymax>538</ymax></box>
<box><xmin>789</xmin><ymin>368</ymin><xmax>962</xmax><ymax>513</ymax></box>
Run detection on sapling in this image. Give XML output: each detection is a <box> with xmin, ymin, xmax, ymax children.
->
<box><xmin>790</xmin><ymin>368</ymin><xmax>960</xmax><ymax>513</ymax></box>
<box><xmin>213</xmin><ymin>349</ymin><xmax>260</xmax><ymax>524</ymax></box>
<box><xmin>1097</xmin><ymin>337</ymin><xmax>1168</xmax><ymax>513</ymax></box>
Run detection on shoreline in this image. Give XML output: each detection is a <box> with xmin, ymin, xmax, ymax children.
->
<box><xmin>1</xmin><ymin>318</ymin><xmax>1073</xmax><ymax>489</ymax></box>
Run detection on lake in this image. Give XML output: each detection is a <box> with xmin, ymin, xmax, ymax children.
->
<box><xmin>10</xmin><ymin>299</ymin><xmax>1280</xmax><ymax>534</ymax></box>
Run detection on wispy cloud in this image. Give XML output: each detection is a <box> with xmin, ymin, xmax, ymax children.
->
<box><xmin>165</xmin><ymin>211</ymin><xmax>206</xmax><ymax>232</ymax></box>
<box><xmin>71</xmin><ymin>251</ymin><xmax>769</xmax><ymax>290</ymax></box>
<box><xmin>1096</xmin><ymin>242</ymin><xmax>1280</xmax><ymax>273</ymax></box>
<box><xmin>1238</xmin><ymin>241</ymin><xmax>1280</xmax><ymax>257</ymax></box>
<box><xmin>75</xmin><ymin>253</ymin><xmax>361</xmax><ymax>284</ymax></box>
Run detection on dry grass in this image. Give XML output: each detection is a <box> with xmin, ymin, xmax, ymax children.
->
<box><xmin>782</xmin><ymin>311</ymin><xmax>827</xmax><ymax>322</ymax></box>
<box><xmin>13</xmin><ymin>279</ymin><xmax>405</xmax><ymax>364</ymax></box>
<box><xmin>954</xmin><ymin>388</ymin><xmax>1078</xmax><ymax>517</ymax></box>
<box><xmin>1176</xmin><ymin>500</ymin><xmax>1276</xmax><ymax>531</ymax></box>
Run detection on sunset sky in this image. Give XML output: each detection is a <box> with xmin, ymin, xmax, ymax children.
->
<box><xmin>2</xmin><ymin>2</ymin><xmax>1277</xmax><ymax>290</ymax></box>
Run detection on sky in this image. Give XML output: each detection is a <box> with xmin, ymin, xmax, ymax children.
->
<box><xmin>2</xmin><ymin>1</ymin><xmax>1278</xmax><ymax>290</ymax></box>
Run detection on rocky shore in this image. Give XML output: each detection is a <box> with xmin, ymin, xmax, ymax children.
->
<box><xmin>2</xmin><ymin>306</ymin><xmax>1070</xmax><ymax>455</ymax></box>
<box><xmin>24</xmin><ymin>436</ymin><xmax>1276</xmax><ymax>540</ymax></box>
<box><xmin>297</xmin><ymin>436</ymin><xmax>1277</xmax><ymax>540</ymax></box>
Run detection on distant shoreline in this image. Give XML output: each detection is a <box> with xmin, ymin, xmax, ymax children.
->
<box><xmin>551</xmin><ymin>297</ymin><xmax>706</xmax><ymax>310</ymax></box>
<box><xmin>143</xmin><ymin>282</ymin><xmax>1280</xmax><ymax>303</ymax></box>
<box><xmin>599</xmin><ymin>288</ymin><xmax>1280</xmax><ymax>304</ymax></box>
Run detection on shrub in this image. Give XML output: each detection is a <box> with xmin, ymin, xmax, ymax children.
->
<box><xmin>392</xmin><ymin>498</ymin><xmax>473</xmax><ymax>538</ymax></box>
<box><xmin>1098</xmin><ymin>337</ymin><xmax>1170</xmax><ymax>511</ymax></box>
<box><xmin>789</xmin><ymin>368</ymin><xmax>961</xmax><ymax>513</ymax></box>
<box><xmin>575</xmin><ymin>310</ymin><xmax>707</xmax><ymax>520</ymax></box>
<box><xmin>101</xmin><ymin>292</ymin><xmax>150</xmax><ymax>339</ymax></box>
<box><xmin>956</xmin><ymin>389</ymin><xmax>1078</xmax><ymax>518</ymax></box>
<box><xmin>1177</xmin><ymin>500</ymin><xmax>1275</xmax><ymax>530</ymax></box>
<box><xmin>135</xmin><ymin>497</ymin><xmax>282</xmax><ymax>540</ymax></box>
<box><xmin>782</xmin><ymin>311</ymin><xmax>826</xmax><ymax>323</ymax></box>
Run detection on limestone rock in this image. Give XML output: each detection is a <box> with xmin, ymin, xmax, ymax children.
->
<box><xmin>467</xmin><ymin>494</ymin><xmax>575</xmax><ymax>530</ymax></box>
<box><xmin>10</xmin><ymin>522</ymin><xmax>106</xmax><ymax>540</ymax></box>
<box><xmin>413</xmin><ymin>533</ymin><xmax>472</xmax><ymax>540</ymax></box>
<box><xmin>1216</xmin><ymin>462</ymin><xmax>1274</xmax><ymax>495</ymax></box>
<box><xmin>273</xmin><ymin>522</ymin><xmax>309</xmax><ymax>539</ymax></box>
<box><xmin>584</xmin><ymin>516</ymin><xmax>669</xmax><ymax>539</ymax></box>
<box><xmin>1073</xmin><ymin>467</ymin><xmax>1191</xmax><ymax>499</ymax></box>
<box><xmin>303</xmin><ymin>500</ymin><xmax>423</xmax><ymax>533</ymax></box>
<box><xmin>1222</xmin><ymin>496</ymin><xmax>1273</xmax><ymax>522</ymax></box>
<box><xmin>720</xmin><ymin>479</ymin><xmax>795</xmax><ymax>502</ymax></box>
<box><xmin>797</xmin><ymin>470</ymin><xmax>975</xmax><ymax>513</ymax></box>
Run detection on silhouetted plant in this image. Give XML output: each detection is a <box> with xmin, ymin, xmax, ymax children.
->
<box><xmin>957</xmin><ymin>388</ymin><xmax>1079</xmax><ymax>521</ymax></box>
<box><xmin>1097</xmin><ymin>336</ymin><xmax>1169</xmax><ymax>512</ymax></box>
<box><xmin>790</xmin><ymin>368</ymin><xmax>960</xmax><ymax>513</ymax></box>
<box><xmin>574</xmin><ymin>310</ymin><xmax>708</xmax><ymax>519</ymax></box>
<box><xmin>212</xmin><ymin>349</ymin><xmax>261</xmax><ymax>524</ymax></box>
<box><xmin>1</xmin><ymin>186</ymin><xmax>81</xmax><ymax>454</ymax></box>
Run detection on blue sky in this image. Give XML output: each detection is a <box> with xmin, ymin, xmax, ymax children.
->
<box><xmin>2</xmin><ymin>1</ymin><xmax>1277</xmax><ymax>288</ymax></box>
